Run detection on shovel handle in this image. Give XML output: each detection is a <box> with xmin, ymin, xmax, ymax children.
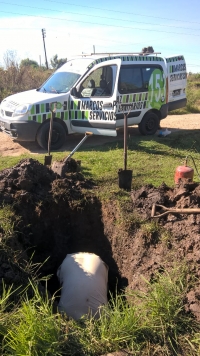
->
<box><xmin>64</xmin><ymin>131</ymin><xmax>93</xmax><ymax>162</ymax></box>
<box><xmin>151</xmin><ymin>203</ymin><xmax>200</xmax><ymax>218</ymax></box>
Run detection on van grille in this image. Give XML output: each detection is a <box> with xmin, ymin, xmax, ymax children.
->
<box><xmin>5</xmin><ymin>111</ymin><xmax>13</xmax><ymax>117</ymax></box>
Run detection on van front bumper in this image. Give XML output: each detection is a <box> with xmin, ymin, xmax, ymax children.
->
<box><xmin>0</xmin><ymin>119</ymin><xmax>41</xmax><ymax>141</ymax></box>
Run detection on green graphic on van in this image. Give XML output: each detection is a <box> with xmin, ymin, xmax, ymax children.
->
<box><xmin>147</xmin><ymin>68</ymin><xmax>166</xmax><ymax>110</ymax></box>
<box><xmin>88</xmin><ymin>55</ymin><xmax>164</xmax><ymax>70</ymax></box>
<box><xmin>28</xmin><ymin>101</ymin><xmax>68</xmax><ymax>123</ymax></box>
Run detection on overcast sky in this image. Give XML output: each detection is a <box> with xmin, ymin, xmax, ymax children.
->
<box><xmin>0</xmin><ymin>0</ymin><xmax>200</xmax><ymax>73</ymax></box>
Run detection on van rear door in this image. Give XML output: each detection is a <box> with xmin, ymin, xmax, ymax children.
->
<box><xmin>167</xmin><ymin>55</ymin><xmax>187</xmax><ymax>111</ymax></box>
<box><xmin>69</xmin><ymin>58</ymin><xmax>121</xmax><ymax>136</ymax></box>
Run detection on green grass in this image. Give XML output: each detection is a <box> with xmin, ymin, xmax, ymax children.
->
<box><xmin>2</xmin><ymin>281</ymin><xmax>64</xmax><ymax>356</ymax></box>
<box><xmin>1</xmin><ymin>129</ymin><xmax>200</xmax><ymax>191</ymax></box>
<box><xmin>0</xmin><ymin>204</ymin><xmax>16</xmax><ymax>238</ymax></box>
<box><xmin>1</xmin><ymin>266</ymin><xmax>199</xmax><ymax>356</ymax></box>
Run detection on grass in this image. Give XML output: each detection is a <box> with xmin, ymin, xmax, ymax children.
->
<box><xmin>0</xmin><ymin>204</ymin><xmax>16</xmax><ymax>238</ymax></box>
<box><xmin>0</xmin><ymin>265</ymin><xmax>199</xmax><ymax>356</ymax></box>
<box><xmin>2</xmin><ymin>281</ymin><xmax>64</xmax><ymax>356</ymax></box>
<box><xmin>1</xmin><ymin>128</ymin><xmax>200</xmax><ymax>192</ymax></box>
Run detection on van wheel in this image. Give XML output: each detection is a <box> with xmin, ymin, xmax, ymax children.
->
<box><xmin>37</xmin><ymin>121</ymin><xmax>67</xmax><ymax>150</ymax></box>
<box><xmin>138</xmin><ymin>112</ymin><xmax>159</xmax><ymax>135</ymax></box>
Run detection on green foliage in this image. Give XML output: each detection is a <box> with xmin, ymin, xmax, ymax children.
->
<box><xmin>50</xmin><ymin>54</ymin><xmax>67</xmax><ymax>69</ymax></box>
<box><xmin>0</xmin><ymin>65</ymin><xmax>52</xmax><ymax>102</ymax></box>
<box><xmin>20</xmin><ymin>58</ymin><xmax>39</xmax><ymax>68</ymax></box>
<box><xmin>0</xmin><ymin>51</ymin><xmax>52</xmax><ymax>102</ymax></box>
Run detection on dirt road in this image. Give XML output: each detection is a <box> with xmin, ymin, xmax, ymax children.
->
<box><xmin>0</xmin><ymin>114</ymin><xmax>199</xmax><ymax>157</ymax></box>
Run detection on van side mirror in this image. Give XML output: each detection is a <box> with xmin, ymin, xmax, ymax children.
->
<box><xmin>71</xmin><ymin>87</ymin><xmax>79</xmax><ymax>97</ymax></box>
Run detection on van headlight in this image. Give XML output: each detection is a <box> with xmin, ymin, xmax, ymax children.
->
<box><xmin>12</xmin><ymin>104</ymin><xmax>31</xmax><ymax>117</ymax></box>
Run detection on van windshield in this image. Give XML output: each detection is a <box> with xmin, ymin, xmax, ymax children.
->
<box><xmin>39</xmin><ymin>72</ymin><xmax>81</xmax><ymax>94</ymax></box>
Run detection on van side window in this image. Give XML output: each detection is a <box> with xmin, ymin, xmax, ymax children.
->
<box><xmin>118</xmin><ymin>67</ymin><xmax>143</xmax><ymax>94</ymax></box>
<box><xmin>80</xmin><ymin>65</ymin><xmax>115</xmax><ymax>98</ymax></box>
<box><xmin>142</xmin><ymin>67</ymin><xmax>155</xmax><ymax>89</ymax></box>
<box><xmin>118</xmin><ymin>65</ymin><xmax>164</xmax><ymax>94</ymax></box>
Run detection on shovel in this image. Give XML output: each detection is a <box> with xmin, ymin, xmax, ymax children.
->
<box><xmin>44</xmin><ymin>102</ymin><xmax>57</xmax><ymax>166</ymax></box>
<box><xmin>118</xmin><ymin>104</ymin><xmax>133</xmax><ymax>190</ymax></box>
<box><xmin>51</xmin><ymin>131</ymin><xmax>93</xmax><ymax>177</ymax></box>
<box><xmin>151</xmin><ymin>203</ymin><xmax>200</xmax><ymax>219</ymax></box>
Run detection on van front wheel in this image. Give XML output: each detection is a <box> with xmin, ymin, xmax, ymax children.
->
<box><xmin>36</xmin><ymin>121</ymin><xmax>67</xmax><ymax>150</ymax></box>
<box><xmin>138</xmin><ymin>112</ymin><xmax>159</xmax><ymax>135</ymax></box>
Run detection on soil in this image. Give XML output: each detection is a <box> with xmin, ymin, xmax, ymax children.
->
<box><xmin>0</xmin><ymin>113</ymin><xmax>200</xmax><ymax>325</ymax></box>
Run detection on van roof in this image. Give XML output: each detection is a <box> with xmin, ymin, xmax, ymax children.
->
<box><xmin>56</xmin><ymin>53</ymin><xmax>185</xmax><ymax>74</ymax></box>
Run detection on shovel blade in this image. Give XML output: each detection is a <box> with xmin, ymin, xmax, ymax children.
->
<box><xmin>44</xmin><ymin>155</ymin><xmax>52</xmax><ymax>166</ymax></box>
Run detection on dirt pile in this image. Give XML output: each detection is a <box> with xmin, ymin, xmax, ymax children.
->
<box><xmin>129</xmin><ymin>181</ymin><xmax>200</xmax><ymax>318</ymax></box>
<box><xmin>0</xmin><ymin>158</ymin><xmax>200</xmax><ymax>320</ymax></box>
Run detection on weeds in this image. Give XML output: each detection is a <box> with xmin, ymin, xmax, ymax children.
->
<box><xmin>127</xmin><ymin>265</ymin><xmax>200</xmax><ymax>355</ymax></box>
<box><xmin>0</xmin><ymin>265</ymin><xmax>199</xmax><ymax>355</ymax></box>
<box><xmin>2</xmin><ymin>281</ymin><xmax>64</xmax><ymax>356</ymax></box>
<box><xmin>0</xmin><ymin>205</ymin><xmax>16</xmax><ymax>239</ymax></box>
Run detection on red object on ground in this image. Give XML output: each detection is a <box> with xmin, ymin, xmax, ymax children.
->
<box><xmin>174</xmin><ymin>165</ymin><xmax>194</xmax><ymax>184</ymax></box>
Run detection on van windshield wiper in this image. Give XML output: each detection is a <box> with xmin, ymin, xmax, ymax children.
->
<box><xmin>50</xmin><ymin>86</ymin><xmax>58</xmax><ymax>94</ymax></box>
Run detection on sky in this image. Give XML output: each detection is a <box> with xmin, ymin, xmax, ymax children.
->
<box><xmin>0</xmin><ymin>0</ymin><xmax>200</xmax><ymax>73</ymax></box>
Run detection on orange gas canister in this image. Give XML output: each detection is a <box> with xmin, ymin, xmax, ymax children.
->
<box><xmin>174</xmin><ymin>163</ymin><xmax>194</xmax><ymax>184</ymax></box>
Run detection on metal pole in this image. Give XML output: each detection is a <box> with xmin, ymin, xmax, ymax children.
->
<box><xmin>42</xmin><ymin>29</ymin><xmax>48</xmax><ymax>69</ymax></box>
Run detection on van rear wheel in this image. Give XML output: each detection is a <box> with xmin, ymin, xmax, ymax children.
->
<box><xmin>138</xmin><ymin>112</ymin><xmax>159</xmax><ymax>135</ymax></box>
<box><xmin>37</xmin><ymin>121</ymin><xmax>67</xmax><ymax>150</ymax></box>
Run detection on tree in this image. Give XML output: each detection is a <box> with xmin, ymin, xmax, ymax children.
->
<box><xmin>20</xmin><ymin>58</ymin><xmax>39</xmax><ymax>68</ymax></box>
<box><xmin>50</xmin><ymin>54</ymin><xmax>67</xmax><ymax>69</ymax></box>
<box><xmin>3</xmin><ymin>50</ymin><xmax>19</xmax><ymax>69</ymax></box>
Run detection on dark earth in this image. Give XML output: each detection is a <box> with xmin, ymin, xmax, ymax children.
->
<box><xmin>0</xmin><ymin>157</ymin><xmax>200</xmax><ymax>324</ymax></box>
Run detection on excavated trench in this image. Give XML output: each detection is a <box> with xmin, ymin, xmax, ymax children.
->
<box><xmin>1</xmin><ymin>158</ymin><xmax>200</xmax><ymax>320</ymax></box>
<box><xmin>0</xmin><ymin>158</ymin><xmax>124</xmax><ymax>300</ymax></box>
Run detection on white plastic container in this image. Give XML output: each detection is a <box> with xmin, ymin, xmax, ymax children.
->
<box><xmin>57</xmin><ymin>252</ymin><xmax>108</xmax><ymax>320</ymax></box>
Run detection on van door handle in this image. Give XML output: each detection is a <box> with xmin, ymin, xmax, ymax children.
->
<box><xmin>103</xmin><ymin>102</ymin><xmax>112</xmax><ymax>108</ymax></box>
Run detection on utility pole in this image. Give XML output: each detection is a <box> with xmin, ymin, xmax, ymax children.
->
<box><xmin>41</xmin><ymin>29</ymin><xmax>48</xmax><ymax>69</ymax></box>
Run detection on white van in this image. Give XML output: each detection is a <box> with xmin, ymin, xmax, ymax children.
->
<box><xmin>0</xmin><ymin>52</ymin><xmax>187</xmax><ymax>150</ymax></box>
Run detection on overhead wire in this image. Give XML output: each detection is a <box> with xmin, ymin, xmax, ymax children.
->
<box><xmin>0</xmin><ymin>10</ymin><xmax>200</xmax><ymax>37</ymax></box>
<box><xmin>0</xmin><ymin>1</ymin><xmax>200</xmax><ymax>31</ymax></box>
<box><xmin>0</xmin><ymin>1</ymin><xmax>200</xmax><ymax>70</ymax></box>
<box><xmin>43</xmin><ymin>0</ymin><xmax>200</xmax><ymax>25</ymax></box>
